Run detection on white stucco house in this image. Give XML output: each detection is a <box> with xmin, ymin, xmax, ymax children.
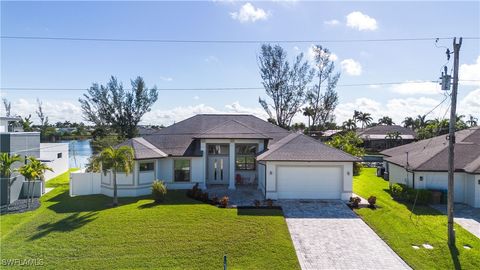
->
<box><xmin>0</xmin><ymin>116</ymin><xmax>69</xmax><ymax>206</ymax></box>
<box><xmin>71</xmin><ymin>114</ymin><xmax>358</xmax><ymax>200</ymax></box>
<box><xmin>381</xmin><ymin>126</ymin><xmax>480</xmax><ymax>208</ymax></box>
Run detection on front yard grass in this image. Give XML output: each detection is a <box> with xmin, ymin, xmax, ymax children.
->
<box><xmin>354</xmin><ymin>168</ymin><xmax>480</xmax><ymax>270</ymax></box>
<box><xmin>0</xmin><ymin>171</ymin><xmax>299</xmax><ymax>269</ymax></box>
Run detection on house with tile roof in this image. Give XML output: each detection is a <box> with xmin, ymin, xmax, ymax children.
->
<box><xmin>74</xmin><ymin>114</ymin><xmax>359</xmax><ymax>200</ymax></box>
<box><xmin>381</xmin><ymin>126</ymin><xmax>480</xmax><ymax>208</ymax></box>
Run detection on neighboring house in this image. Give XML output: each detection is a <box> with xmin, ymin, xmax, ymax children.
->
<box><xmin>318</xmin><ymin>129</ymin><xmax>343</xmax><ymax>142</ymax></box>
<box><xmin>72</xmin><ymin>114</ymin><xmax>358</xmax><ymax>200</ymax></box>
<box><xmin>357</xmin><ymin>125</ymin><xmax>416</xmax><ymax>152</ymax></box>
<box><xmin>0</xmin><ymin>116</ymin><xmax>23</xmax><ymax>132</ymax></box>
<box><xmin>0</xmin><ymin>117</ymin><xmax>69</xmax><ymax>206</ymax></box>
<box><xmin>381</xmin><ymin>126</ymin><xmax>480</xmax><ymax>208</ymax></box>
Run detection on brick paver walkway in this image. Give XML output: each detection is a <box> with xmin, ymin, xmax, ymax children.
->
<box><xmin>281</xmin><ymin>200</ymin><xmax>411</xmax><ymax>270</ymax></box>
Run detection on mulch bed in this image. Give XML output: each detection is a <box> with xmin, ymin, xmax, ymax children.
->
<box><xmin>0</xmin><ymin>198</ymin><xmax>41</xmax><ymax>215</ymax></box>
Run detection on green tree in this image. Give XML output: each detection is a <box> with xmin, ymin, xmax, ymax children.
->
<box><xmin>327</xmin><ymin>131</ymin><xmax>364</xmax><ymax>175</ymax></box>
<box><xmin>91</xmin><ymin>146</ymin><xmax>134</xmax><ymax>207</ymax></box>
<box><xmin>466</xmin><ymin>115</ymin><xmax>478</xmax><ymax>127</ymax></box>
<box><xmin>258</xmin><ymin>44</ymin><xmax>314</xmax><ymax>128</ymax></box>
<box><xmin>79</xmin><ymin>76</ymin><xmax>159</xmax><ymax>139</ymax></box>
<box><xmin>402</xmin><ymin>117</ymin><xmax>415</xmax><ymax>129</ymax></box>
<box><xmin>0</xmin><ymin>153</ymin><xmax>22</xmax><ymax>207</ymax></box>
<box><xmin>19</xmin><ymin>115</ymin><xmax>34</xmax><ymax>132</ymax></box>
<box><xmin>17</xmin><ymin>157</ymin><xmax>52</xmax><ymax>208</ymax></box>
<box><xmin>342</xmin><ymin>119</ymin><xmax>357</xmax><ymax>130</ymax></box>
<box><xmin>357</xmin><ymin>112</ymin><xmax>373</xmax><ymax>129</ymax></box>
<box><xmin>305</xmin><ymin>45</ymin><xmax>340</xmax><ymax>130</ymax></box>
<box><xmin>378</xmin><ymin>116</ymin><xmax>395</xmax><ymax>126</ymax></box>
<box><xmin>385</xmin><ymin>131</ymin><xmax>402</xmax><ymax>148</ymax></box>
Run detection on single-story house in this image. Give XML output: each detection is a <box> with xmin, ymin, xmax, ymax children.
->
<box><xmin>357</xmin><ymin>125</ymin><xmax>416</xmax><ymax>151</ymax></box>
<box><xmin>73</xmin><ymin>114</ymin><xmax>358</xmax><ymax>200</ymax></box>
<box><xmin>381</xmin><ymin>126</ymin><xmax>480</xmax><ymax>208</ymax></box>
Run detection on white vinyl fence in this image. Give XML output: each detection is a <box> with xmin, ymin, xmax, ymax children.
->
<box><xmin>70</xmin><ymin>169</ymin><xmax>101</xmax><ymax>196</ymax></box>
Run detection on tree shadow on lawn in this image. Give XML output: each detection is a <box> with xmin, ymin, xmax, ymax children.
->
<box><xmin>137</xmin><ymin>191</ymin><xmax>203</xmax><ymax>209</ymax></box>
<box><xmin>236</xmin><ymin>208</ymin><xmax>284</xmax><ymax>217</ymax></box>
<box><xmin>28</xmin><ymin>212</ymin><xmax>97</xmax><ymax>241</ymax></box>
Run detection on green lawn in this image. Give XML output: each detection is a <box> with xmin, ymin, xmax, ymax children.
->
<box><xmin>354</xmin><ymin>168</ymin><xmax>480</xmax><ymax>270</ymax></box>
<box><xmin>1</xmin><ymin>171</ymin><xmax>299</xmax><ymax>269</ymax></box>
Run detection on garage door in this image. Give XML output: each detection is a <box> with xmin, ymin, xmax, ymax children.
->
<box><xmin>276</xmin><ymin>166</ymin><xmax>342</xmax><ymax>199</ymax></box>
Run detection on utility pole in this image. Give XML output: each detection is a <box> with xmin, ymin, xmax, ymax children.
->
<box><xmin>447</xmin><ymin>37</ymin><xmax>462</xmax><ymax>246</ymax></box>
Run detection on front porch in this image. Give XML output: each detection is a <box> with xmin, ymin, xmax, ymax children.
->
<box><xmin>206</xmin><ymin>184</ymin><xmax>264</xmax><ymax>206</ymax></box>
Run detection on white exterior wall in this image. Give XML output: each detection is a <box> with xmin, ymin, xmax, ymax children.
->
<box><xmin>388</xmin><ymin>163</ymin><xmax>413</xmax><ymax>186</ymax></box>
<box><xmin>40</xmin><ymin>143</ymin><xmax>69</xmax><ymax>181</ymax></box>
<box><xmin>157</xmin><ymin>157</ymin><xmax>204</xmax><ymax>189</ymax></box>
<box><xmin>70</xmin><ymin>170</ymin><xmax>101</xmax><ymax>196</ymax></box>
<box><xmin>264</xmin><ymin>161</ymin><xmax>353</xmax><ymax>200</ymax></box>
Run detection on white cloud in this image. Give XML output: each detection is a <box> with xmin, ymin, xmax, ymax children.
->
<box><xmin>307</xmin><ymin>45</ymin><xmax>338</xmax><ymax>63</ymax></box>
<box><xmin>224</xmin><ymin>101</ymin><xmax>268</xmax><ymax>118</ymax></box>
<box><xmin>230</xmin><ymin>3</ymin><xmax>269</xmax><ymax>23</ymax></box>
<box><xmin>390</xmin><ymin>81</ymin><xmax>441</xmax><ymax>95</ymax></box>
<box><xmin>6</xmin><ymin>98</ymin><xmax>83</xmax><ymax>124</ymax></box>
<box><xmin>346</xmin><ymin>11</ymin><xmax>378</xmax><ymax>31</ymax></box>
<box><xmin>205</xmin><ymin>55</ymin><xmax>220</xmax><ymax>63</ymax></box>
<box><xmin>324</xmin><ymin>19</ymin><xmax>340</xmax><ymax>26</ymax></box>
<box><xmin>193</xmin><ymin>96</ymin><xmax>200</xmax><ymax>100</ymax></box>
<box><xmin>460</xmin><ymin>56</ymin><xmax>480</xmax><ymax>86</ymax></box>
<box><xmin>159</xmin><ymin>76</ymin><xmax>173</xmax><ymax>82</ymax></box>
<box><xmin>340</xmin><ymin>59</ymin><xmax>362</xmax><ymax>76</ymax></box>
<box><xmin>458</xmin><ymin>88</ymin><xmax>480</xmax><ymax>116</ymax></box>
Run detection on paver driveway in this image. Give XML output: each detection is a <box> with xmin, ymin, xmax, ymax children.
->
<box><xmin>281</xmin><ymin>200</ymin><xmax>410</xmax><ymax>270</ymax></box>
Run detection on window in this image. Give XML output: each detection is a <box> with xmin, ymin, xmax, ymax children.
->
<box><xmin>57</xmin><ymin>153</ymin><xmax>62</xmax><ymax>159</ymax></box>
<box><xmin>139</xmin><ymin>162</ymin><xmax>154</xmax><ymax>172</ymax></box>
<box><xmin>174</xmin><ymin>159</ymin><xmax>190</xmax><ymax>182</ymax></box>
<box><xmin>235</xmin><ymin>144</ymin><xmax>257</xmax><ymax>171</ymax></box>
<box><xmin>208</xmin><ymin>144</ymin><xmax>229</xmax><ymax>155</ymax></box>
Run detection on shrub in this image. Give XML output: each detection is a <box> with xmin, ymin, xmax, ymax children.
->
<box><xmin>151</xmin><ymin>180</ymin><xmax>167</xmax><ymax>203</ymax></box>
<box><xmin>219</xmin><ymin>196</ymin><xmax>229</xmax><ymax>208</ymax></box>
<box><xmin>186</xmin><ymin>183</ymin><xmax>199</xmax><ymax>198</ymax></box>
<box><xmin>265</xmin><ymin>199</ymin><xmax>273</xmax><ymax>207</ymax></box>
<box><xmin>390</xmin><ymin>183</ymin><xmax>404</xmax><ymax>198</ymax></box>
<box><xmin>211</xmin><ymin>196</ymin><xmax>219</xmax><ymax>205</ymax></box>
<box><xmin>349</xmin><ymin>196</ymin><xmax>361</xmax><ymax>208</ymax></box>
<box><xmin>353</xmin><ymin>162</ymin><xmax>363</xmax><ymax>176</ymax></box>
<box><xmin>415</xmin><ymin>189</ymin><xmax>432</xmax><ymax>205</ymax></box>
<box><xmin>367</xmin><ymin>196</ymin><xmax>376</xmax><ymax>208</ymax></box>
<box><xmin>201</xmin><ymin>192</ymin><xmax>209</xmax><ymax>203</ymax></box>
<box><xmin>253</xmin><ymin>200</ymin><xmax>261</xmax><ymax>208</ymax></box>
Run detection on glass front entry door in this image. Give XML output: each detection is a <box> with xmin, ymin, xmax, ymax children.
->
<box><xmin>207</xmin><ymin>156</ymin><xmax>229</xmax><ymax>184</ymax></box>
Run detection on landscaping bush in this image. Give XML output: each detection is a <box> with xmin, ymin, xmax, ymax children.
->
<box><xmin>253</xmin><ymin>200</ymin><xmax>261</xmax><ymax>208</ymax></box>
<box><xmin>210</xmin><ymin>196</ymin><xmax>219</xmax><ymax>205</ymax></box>
<box><xmin>219</xmin><ymin>196</ymin><xmax>229</xmax><ymax>208</ymax></box>
<box><xmin>265</xmin><ymin>199</ymin><xmax>273</xmax><ymax>207</ymax></box>
<box><xmin>201</xmin><ymin>192</ymin><xmax>209</xmax><ymax>203</ymax></box>
<box><xmin>367</xmin><ymin>196</ymin><xmax>376</xmax><ymax>208</ymax></box>
<box><xmin>390</xmin><ymin>183</ymin><xmax>404</xmax><ymax>199</ymax></box>
<box><xmin>151</xmin><ymin>180</ymin><xmax>167</xmax><ymax>203</ymax></box>
<box><xmin>390</xmin><ymin>183</ymin><xmax>432</xmax><ymax>204</ymax></box>
<box><xmin>353</xmin><ymin>162</ymin><xmax>363</xmax><ymax>176</ymax></box>
<box><xmin>415</xmin><ymin>189</ymin><xmax>432</xmax><ymax>205</ymax></box>
<box><xmin>349</xmin><ymin>196</ymin><xmax>361</xmax><ymax>208</ymax></box>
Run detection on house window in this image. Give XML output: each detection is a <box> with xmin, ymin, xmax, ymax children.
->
<box><xmin>57</xmin><ymin>153</ymin><xmax>62</xmax><ymax>159</ymax></box>
<box><xmin>139</xmin><ymin>162</ymin><xmax>154</xmax><ymax>172</ymax></box>
<box><xmin>174</xmin><ymin>159</ymin><xmax>190</xmax><ymax>182</ymax></box>
<box><xmin>235</xmin><ymin>144</ymin><xmax>257</xmax><ymax>171</ymax></box>
<box><xmin>208</xmin><ymin>144</ymin><xmax>229</xmax><ymax>155</ymax></box>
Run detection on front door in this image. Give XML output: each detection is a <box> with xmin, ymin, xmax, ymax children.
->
<box><xmin>207</xmin><ymin>156</ymin><xmax>229</xmax><ymax>184</ymax></box>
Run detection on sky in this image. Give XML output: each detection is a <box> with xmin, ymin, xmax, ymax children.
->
<box><xmin>1</xmin><ymin>0</ymin><xmax>479</xmax><ymax>126</ymax></box>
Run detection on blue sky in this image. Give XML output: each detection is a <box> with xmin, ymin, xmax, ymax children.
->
<box><xmin>1</xmin><ymin>1</ymin><xmax>479</xmax><ymax>125</ymax></box>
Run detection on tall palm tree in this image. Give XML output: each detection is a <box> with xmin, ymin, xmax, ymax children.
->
<box><xmin>353</xmin><ymin>110</ymin><xmax>361</xmax><ymax>123</ymax></box>
<box><xmin>378</xmin><ymin>116</ymin><xmax>395</xmax><ymax>126</ymax></box>
<box><xmin>303</xmin><ymin>107</ymin><xmax>315</xmax><ymax>132</ymax></box>
<box><xmin>415</xmin><ymin>114</ymin><xmax>427</xmax><ymax>129</ymax></box>
<box><xmin>466</xmin><ymin>114</ymin><xmax>478</xmax><ymax>127</ymax></box>
<box><xmin>342</xmin><ymin>119</ymin><xmax>357</xmax><ymax>130</ymax></box>
<box><xmin>17</xmin><ymin>157</ymin><xmax>52</xmax><ymax>208</ymax></box>
<box><xmin>91</xmin><ymin>146</ymin><xmax>134</xmax><ymax>207</ymax></box>
<box><xmin>358</xmin><ymin>112</ymin><xmax>373</xmax><ymax>129</ymax></box>
<box><xmin>0</xmin><ymin>153</ymin><xmax>22</xmax><ymax>207</ymax></box>
<box><xmin>402</xmin><ymin>117</ymin><xmax>415</xmax><ymax>129</ymax></box>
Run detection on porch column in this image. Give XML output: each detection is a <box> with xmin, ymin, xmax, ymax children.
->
<box><xmin>228</xmin><ymin>141</ymin><xmax>236</xmax><ymax>190</ymax></box>
<box><xmin>200</xmin><ymin>140</ymin><xmax>207</xmax><ymax>189</ymax></box>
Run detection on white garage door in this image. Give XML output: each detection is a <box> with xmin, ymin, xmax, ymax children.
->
<box><xmin>276</xmin><ymin>166</ymin><xmax>342</xmax><ymax>199</ymax></box>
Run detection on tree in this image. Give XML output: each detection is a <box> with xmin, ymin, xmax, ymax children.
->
<box><xmin>303</xmin><ymin>107</ymin><xmax>315</xmax><ymax>131</ymax></box>
<box><xmin>91</xmin><ymin>146</ymin><xmax>134</xmax><ymax>206</ymax></box>
<box><xmin>353</xmin><ymin>110</ymin><xmax>362</xmax><ymax>122</ymax></box>
<box><xmin>378</xmin><ymin>116</ymin><xmax>394</xmax><ymax>126</ymax></box>
<box><xmin>2</xmin><ymin>98</ymin><xmax>11</xmax><ymax>117</ymax></box>
<box><xmin>327</xmin><ymin>131</ymin><xmax>365</xmax><ymax>175</ymax></box>
<box><xmin>342</xmin><ymin>119</ymin><xmax>357</xmax><ymax>130</ymax></box>
<box><xmin>79</xmin><ymin>76</ymin><xmax>159</xmax><ymax>139</ymax></box>
<box><xmin>36</xmin><ymin>98</ymin><xmax>48</xmax><ymax>127</ymax></box>
<box><xmin>357</xmin><ymin>112</ymin><xmax>373</xmax><ymax>129</ymax></box>
<box><xmin>402</xmin><ymin>117</ymin><xmax>415</xmax><ymax>129</ymax></box>
<box><xmin>385</xmin><ymin>131</ymin><xmax>402</xmax><ymax>148</ymax></box>
<box><xmin>17</xmin><ymin>157</ymin><xmax>52</xmax><ymax>208</ymax></box>
<box><xmin>305</xmin><ymin>45</ymin><xmax>340</xmax><ymax>130</ymax></box>
<box><xmin>290</xmin><ymin>122</ymin><xmax>306</xmax><ymax>132</ymax></box>
<box><xmin>258</xmin><ymin>44</ymin><xmax>314</xmax><ymax>128</ymax></box>
<box><xmin>466</xmin><ymin>115</ymin><xmax>478</xmax><ymax>127</ymax></box>
<box><xmin>0</xmin><ymin>153</ymin><xmax>22</xmax><ymax>207</ymax></box>
<box><xmin>415</xmin><ymin>114</ymin><xmax>427</xmax><ymax>129</ymax></box>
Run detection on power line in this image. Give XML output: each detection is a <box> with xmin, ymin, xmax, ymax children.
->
<box><xmin>1</xmin><ymin>35</ymin><xmax>479</xmax><ymax>44</ymax></box>
<box><xmin>5</xmin><ymin>80</ymin><xmax>479</xmax><ymax>92</ymax></box>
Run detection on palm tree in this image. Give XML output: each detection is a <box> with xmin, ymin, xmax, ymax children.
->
<box><xmin>402</xmin><ymin>117</ymin><xmax>415</xmax><ymax>129</ymax></box>
<box><xmin>415</xmin><ymin>114</ymin><xmax>427</xmax><ymax>129</ymax></box>
<box><xmin>385</xmin><ymin>131</ymin><xmax>402</xmax><ymax>148</ymax></box>
<box><xmin>466</xmin><ymin>115</ymin><xmax>478</xmax><ymax>127</ymax></box>
<box><xmin>353</xmin><ymin>110</ymin><xmax>361</xmax><ymax>123</ymax></box>
<box><xmin>378</xmin><ymin>116</ymin><xmax>395</xmax><ymax>126</ymax></box>
<box><xmin>342</xmin><ymin>119</ymin><xmax>357</xmax><ymax>130</ymax></box>
<box><xmin>91</xmin><ymin>146</ymin><xmax>134</xmax><ymax>207</ymax></box>
<box><xmin>17</xmin><ymin>157</ymin><xmax>52</xmax><ymax>208</ymax></box>
<box><xmin>358</xmin><ymin>112</ymin><xmax>373</xmax><ymax>129</ymax></box>
<box><xmin>303</xmin><ymin>107</ymin><xmax>315</xmax><ymax>132</ymax></box>
<box><xmin>0</xmin><ymin>153</ymin><xmax>22</xmax><ymax>207</ymax></box>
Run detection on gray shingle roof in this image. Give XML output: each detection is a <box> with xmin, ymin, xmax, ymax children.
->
<box><xmin>194</xmin><ymin>120</ymin><xmax>271</xmax><ymax>139</ymax></box>
<box><xmin>257</xmin><ymin>133</ymin><xmax>360</xmax><ymax>162</ymax></box>
<box><xmin>357</xmin><ymin>125</ymin><xmax>416</xmax><ymax>139</ymax></box>
<box><xmin>381</xmin><ymin>126</ymin><xmax>480</xmax><ymax>173</ymax></box>
<box><xmin>117</xmin><ymin>137</ymin><xmax>167</xmax><ymax>160</ymax></box>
